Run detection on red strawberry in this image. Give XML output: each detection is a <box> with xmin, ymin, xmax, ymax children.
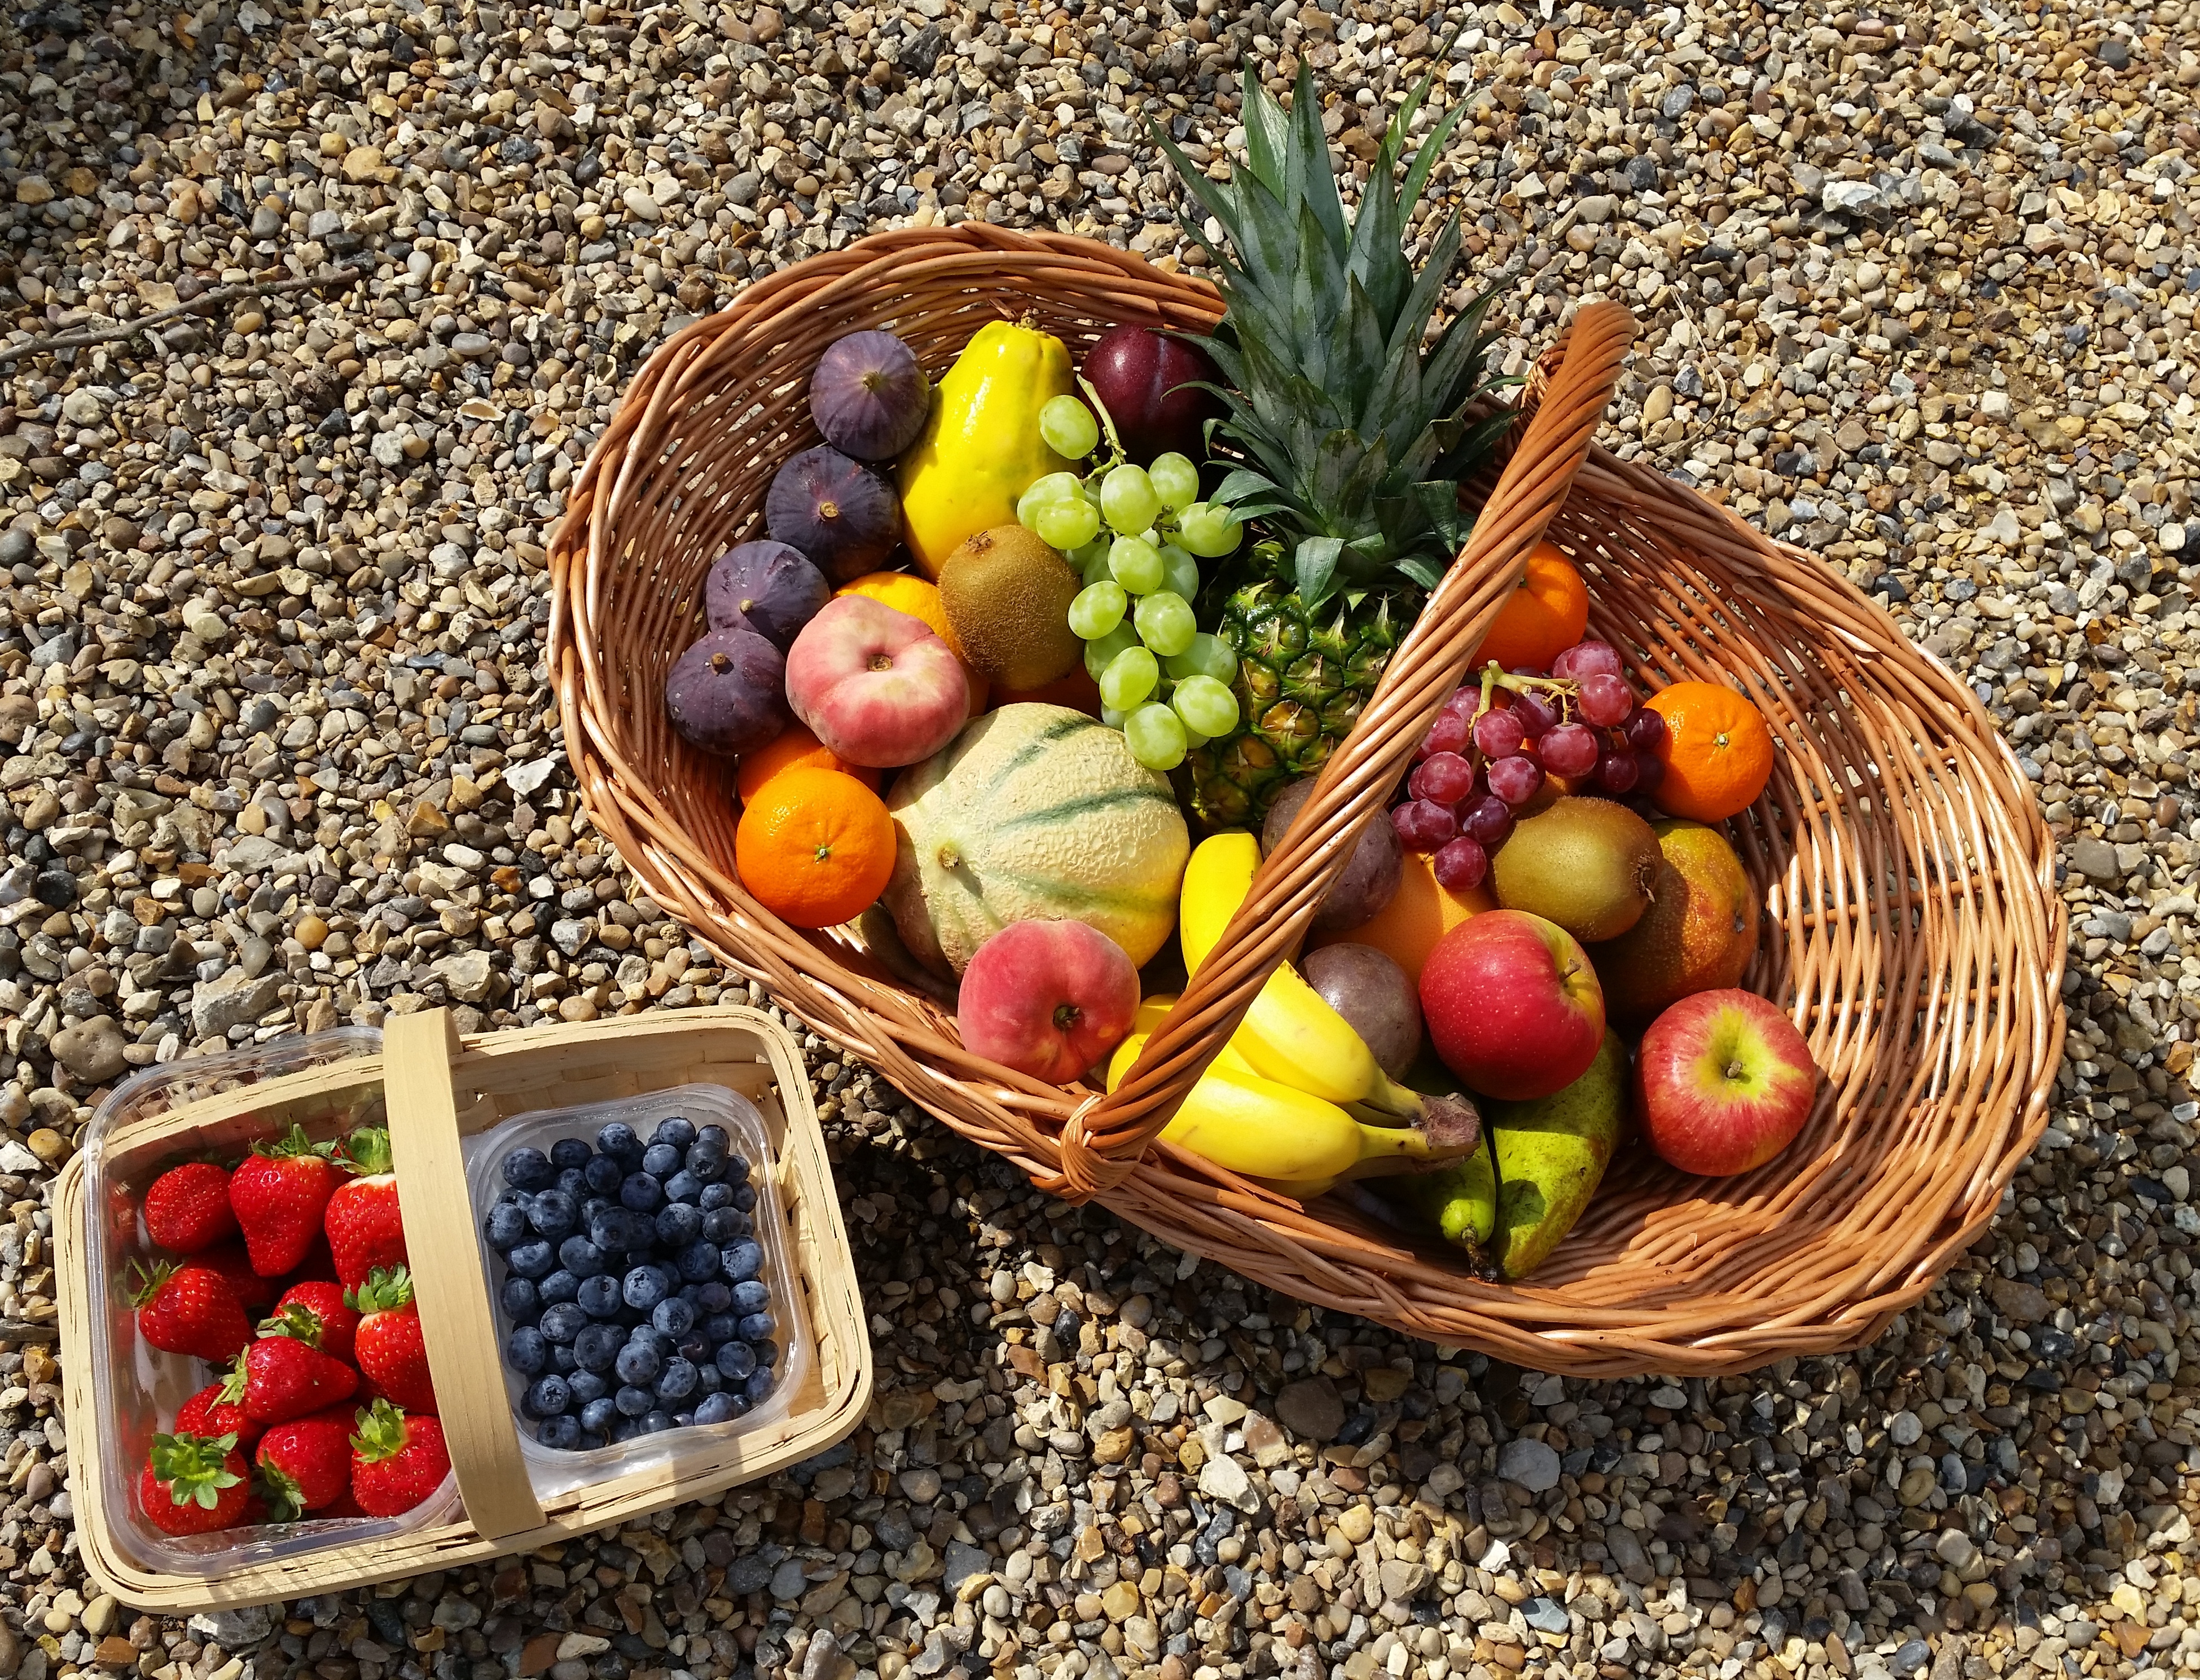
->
<box><xmin>254</xmin><ymin>1410</ymin><xmax>355</xmax><ymax>1519</ymax></box>
<box><xmin>318</xmin><ymin>1485</ymin><xmax>368</xmax><ymax>1520</ymax></box>
<box><xmin>195</xmin><ymin>1241</ymin><xmax>278</xmax><ymax>1315</ymax></box>
<box><xmin>348</xmin><ymin>1267</ymin><xmax>436</xmax><ymax>1415</ymax></box>
<box><xmin>349</xmin><ymin>1400</ymin><xmax>450</xmax><ymax>1517</ymax></box>
<box><xmin>220</xmin><ymin>1329</ymin><xmax>358</xmax><ymax>1425</ymax></box>
<box><xmin>326</xmin><ymin>1127</ymin><xmax>407</xmax><ymax>1291</ymax></box>
<box><xmin>174</xmin><ymin>1380</ymin><xmax>262</xmax><ymax>1451</ymax></box>
<box><xmin>265</xmin><ymin>1281</ymin><xmax>359</xmax><ymax>1364</ymax></box>
<box><xmin>139</xmin><ymin>1432</ymin><xmax>254</xmax><ymax>1535</ymax></box>
<box><xmin>229</xmin><ymin>1125</ymin><xmax>338</xmax><ymax>1277</ymax></box>
<box><xmin>291</xmin><ymin>1234</ymin><xmax>342</xmax><ymax>1286</ymax></box>
<box><xmin>130</xmin><ymin>1260</ymin><xmax>251</xmax><ymax>1362</ymax></box>
<box><xmin>143</xmin><ymin>1162</ymin><xmax>238</xmax><ymax>1254</ymax></box>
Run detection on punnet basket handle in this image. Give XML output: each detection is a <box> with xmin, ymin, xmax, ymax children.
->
<box><xmin>1057</xmin><ymin>301</ymin><xmax>1640</xmax><ymax>1199</ymax></box>
<box><xmin>383</xmin><ymin>1009</ymin><xmax>547</xmax><ymax>1539</ymax></box>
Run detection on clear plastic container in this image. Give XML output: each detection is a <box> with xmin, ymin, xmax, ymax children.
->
<box><xmin>459</xmin><ymin>1083</ymin><xmax>815</xmax><ymax>1502</ymax></box>
<box><xmin>80</xmin><ymin>1030</ymin><xmax>462</xmax><ymax>1580</ymax></box>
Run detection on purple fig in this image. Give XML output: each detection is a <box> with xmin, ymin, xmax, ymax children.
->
<box><xmin>1080</xmin><ymin>324</ymin><xmax>1224</xmax><ymax>464</ymax></box>
<box><xmin>704</xmin><ymin>540</ymin><xmax>829</xmax><ymax>649</ymax></box>
<box><xmin>764</xmin><ymin>445</ymin><xmax>900</xmax><ymax>583</ymax></box>
<box><xmin>664</xmin><ymin>626</ymin><xmax>789</xmax><ymax>759</ymax></box>
<box><xmin>810</xmin><ymin>331</ymin><xmax>932</xmax><ymax>460</ymax></box>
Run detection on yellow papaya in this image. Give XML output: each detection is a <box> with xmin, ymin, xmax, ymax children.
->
<box><xmin>898</xmin><ymin>319</ymin><xmax>1077</xmax><ymax>577</ymax></box>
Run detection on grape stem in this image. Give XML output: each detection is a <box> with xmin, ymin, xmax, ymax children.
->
<box><xmin>1076</xmin><ymin>374</ymin><xmax>1130</xmax><ymax>471</ymax></box>
<box><xmin>1469</xmin><ymin>661</ymin><xmax>1578</xmax><ymax>724</ymax></box>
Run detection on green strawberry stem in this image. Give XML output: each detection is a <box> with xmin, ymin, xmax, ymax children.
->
<box><xmin>349</xmin><ymin>1397</ymin><xmax>410</xmax><ymax>1462</ymax></box>
<box><xmin>125</xmin><ymin>1257</ymin><xmax>178</xmax><ymax>1309</ymax></box>
<box><xmin>256</xmin><ymin>1123</ymin><xmax>333</xmax><ymax>1161</ymax></box>
<box><xmin>345</xmin><ymin>1265</ymin><xmax>413</xmax><ymax>1315</ymax></box>
<box><xmin>258</xmin><ymin>1301</ymin><xmax>324</xmax><ymax>1347</ymax></box>
<box><xmin>256</xmin><ymin>1460</ymin><xmax>306</xmax><ymax>1523</ymax></box>
<box><xmin>150</xmin><ymin>1431</ymin><xmax>240</xmax><ymax>1510</ymax></box>
<box><xmin>337</xmin><ymin>1127</ymin><xmax>393</xmax><ymax>1176</ymax></box>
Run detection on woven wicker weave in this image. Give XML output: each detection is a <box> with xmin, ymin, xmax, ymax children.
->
<box><xmin>549</xmin><ymin>225</ymin><xmax>2066</xmax><ymax>1376</ymax></box>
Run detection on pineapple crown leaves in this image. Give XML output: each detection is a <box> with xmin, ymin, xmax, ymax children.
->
<box><xmin>149</xmin><ymin>1431</ymin><xmax>241</xmax><ymax>1509</ymax></box>
<box><xmin>350</xmin><ymin>1396</ymin><xmax>413</xmax><ymax>1463</ymax></box>
<box><xmin>336</xmin><ymin>1126</ymin><xmax>394</xmax><ymax>1177</ymax></box>
<box><xmin>345</xmin><ymin>1265</ymin><xmax>414</xmax><ymax>1316</ymax></box>
<box><xmin>1151</xmin><ymin>45</ymin><xmax>1520</xmax><ymax>606</ymax></box>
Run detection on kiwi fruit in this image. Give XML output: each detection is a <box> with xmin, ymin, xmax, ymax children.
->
<box><xmin>937</xmin><ymin>525</ymin><xmax>1083</xmax><ymax>690</ymax></box>
<box><xmin>1488</xmin><ymin>795</ymin><xmax>1662</xmax><ymax>943</ymax></box>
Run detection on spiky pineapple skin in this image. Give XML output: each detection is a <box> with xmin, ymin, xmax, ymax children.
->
<box><xmin>1189</xmin><ymin>580</ymin><xmax>1408</xmax><ymax>828</ymax></box>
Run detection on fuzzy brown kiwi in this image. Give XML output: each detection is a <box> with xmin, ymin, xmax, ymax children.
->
<box><xmin>937</xmin><ymin>525</ymin><xmax>1084</xmax><ymax>691</ymax></box>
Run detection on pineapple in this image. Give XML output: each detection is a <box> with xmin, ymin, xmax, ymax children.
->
<box><xmin>1154</xmin><ymin>57</ymin><xmax>1513</xmax><ymax>826</ymax></box>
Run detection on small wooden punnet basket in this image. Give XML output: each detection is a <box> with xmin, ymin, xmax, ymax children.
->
<box><xmin>56</xmin><ymin>1008</ymin><xmax>872</xmax><ymax>1611</ymax></box>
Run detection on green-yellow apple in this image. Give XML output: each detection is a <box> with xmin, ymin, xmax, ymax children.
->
<box><xmin>1633</xmin><ymin>988</ymin><xmax>1817</xmax><ymax>1175</ymax></box>
<box><xmin>1419</xmin><ymin>909</ymin><xmax>1605</xmax><ymax>1100</ymax></box>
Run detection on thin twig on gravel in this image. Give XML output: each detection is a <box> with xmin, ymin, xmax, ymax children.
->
<box><xmin>0</xmin><ymin>266</ymin><xmax>364</xmax><ymax>364</ymax></box>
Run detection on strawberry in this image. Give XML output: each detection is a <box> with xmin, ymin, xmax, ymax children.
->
<box><xmin>318</xmin><ymin>1486</ymin><xmax>368</xmax><ymax>1520</ymax></box>
<box><xmin>129</xmin><ymin>1260</ymin><xmax>251</xmax><ymax>1362</ymax></box>
<box><xmin>325</xmin><ymin>1127</ymin><xmax>407</xmax><ymax>1291</ymax></box>
<box><xmin>254</xmin><ymin>1409</ymin><xmax>355</xmax><ymax>1519</ymax></box>
<box><xmin>174</xmin><ymin>1380</ymin><xmax>262</xmax><ymax>1451</ymax></box>
<box><xmin>143</xmin><ymin>1161</ymin><xmax>238</xmax><ymax>1254</ymax></box>
<box><xmin>139</xmin><ymin>1431</ymin><xmax>254</xmax><ymax>1535</ymax></box>
<box><xmin>195</xmin><ymin>1241</ymin><xmax>278</xmax><ymax>1315</ymax></box>
<box><xmin>264</xmin><ymin>1281</ymin><xmax>359</xmax><ymax>1365</ymax></box>
<box><xmin>348</xmin><ymin>1266</ymin><xmax>436</xmax><ymax>1414</ymax></box>
<box><xmin>228</xmin><ymin>1124</ymin><xmax>338</xmax><ymax>1277</ymax></box>
<box><xmin>291</xmin><ymin>1234</ymin><xmax>342</xmax><ymax>1286</ymax></box>
<box><xmin>220</xmin><ymin>1326</ymin><xmax>358</xmax><ymax>1425</ymax></box>
<box><xmin>349</xmin><ymin>1400</ymin><xmax>450</xmax><ymax>1517</ymax></box>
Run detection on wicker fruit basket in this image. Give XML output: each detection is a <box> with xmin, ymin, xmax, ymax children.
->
<box><xmin>57</xmin><ymin>1008</ymin><xmax>871</xmax><ymax>1609</ymax></box>
<box><xmin>550</xmin><ymin>225</ymin><xmax>2066</xmax><ymax>1377</ymax></box>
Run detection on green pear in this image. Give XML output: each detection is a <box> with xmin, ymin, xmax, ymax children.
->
<box><xmin>1396</xmin><ymin>1131</ymin><xmax>1497</xmax><ymax>1250</ymax></box>
<box><xmin>1486</xmin><ymin>1029</ymin><xmax>1627</xmax><ymax>1278</ymax></box>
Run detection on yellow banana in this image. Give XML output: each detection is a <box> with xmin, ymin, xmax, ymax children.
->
<box><xmin>1105</xmin><ymin>1031</ymin><xmax>1474</xmax><ymax>1187</ymax></box>
<box><xmin>1178</xmin><ymin>833</ymin><xmax>1438</xmax><ymax>1120</ymax></box>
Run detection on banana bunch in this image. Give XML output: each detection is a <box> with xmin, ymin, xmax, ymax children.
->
<box><xmin>1178</xmin><ymin>834</ymin><xmax>1470</xmax><ymax>1133</ymax></box>
<box><xmin>1106</xmin><ymin>1016</ymin><xmax>1475</xmax><ymax>1196</ymax></box>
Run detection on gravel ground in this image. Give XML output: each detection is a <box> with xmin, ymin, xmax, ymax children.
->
<box><xmin>0</xmin><ymin>1</ymin><xmax>2193</xmax><ymax>1679</ymax></box>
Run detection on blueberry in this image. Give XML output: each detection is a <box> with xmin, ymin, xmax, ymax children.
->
<box><xmin>731</xmin><ymin>1279</ymin><xmax>771</xmax><ymax>1314</ymax></box>
<box><xmin>583</xmin><ymin>1154</ymin><xmax>626</xmax><ymax>1197</ymax></box>
<box><xmin>653</xmin><ymin>1116</ymin><xmax>697</xmax><ymax>1150</ymax></box>
<box><xmin>674</xmin><ymin>1410</ymin><xmax>696</xmax><ymax>1428</ymax></box>
<box><xmin>538</xmin><ymin>1414</ymin><xmax>584</xmax><ymax>1450</ymax></box>
<box><xmin>500</xmin><ymin>1277</ymin><xmax>541</xmax><ymax>1322</ymax></box>
<box><xmin>744</xmin><ymin>1367</ymin><xmax>776</xmax><ymax>1405</ymax></box>
<box><xmin>640</xmin><ymin>1410</ymin><xmax>675</xmax><ymax>1435</ymax></box>
<box><xmin>578</xmin><ymin>1431</ymin><xmax>607</xmax><ymax>1450</ymax></box>
<box><xmin>642</xmin><ymin>1142</ymin><xmax>683</xmax><ymax>1179</ymax></box>
<box><xmin>677</xmin><ymin>1240</ymin><xmax>722</xmax><ymax>1283</ymax></box>
<box><xmin>554</xmin><ymin>1167</ymin><xmax>587</xmax><ymax>1199</ymax></box>
<box><xmin>619</xmin><ymin>1173</ymin><xmax>664</xmax><ymax>1213</ymax></box>
<box><xmin>721</xmin><ymin>1239</ymin><xmax>763</xmax><ymax>1283</ymax></box>
<box><xmin>550</xmin><ymin>1344</ymin><xmax>578</xmax><ymax>1374</ymax></box>
<box><xmin>723</xmin><ymin>1155</ymin><xmax>752</xmax><ymax>1185</ymax></box>
<box><xmin>581</xmin><ymin>1395</ymin><xmax>620</xmax><ymax>1434</ymax></box>
<box><xmin>614</xmin><ymin>1383</ymin><xmax>655</xmax><ymax>1417</ymax></box>
<box><xmin>597</xmin><ymin>1122</ymin><xmax>642</xmax><ymax>1163</ymax></box>
<box><xmin>588</xmin><ymin>1210</ymin><xmax>635</xmax><ymax>1251</ymax></box>
<box><xmin>702</xmin><ymin>1312</ymin><xmax>743</xmax><ymax>1345</ymax></box>
<box><xmin>695</xmin><ymin>1281</ymin><xmax>734</xmax><ymax>1313</ymax></box>
<box><xmin>538</xmin><ymin>1269</ymin><xmax>580</xmax><ymax>1306</ymax></box>
<box><xmin>506</xmin><ymin>1326</ymin><xmax>548</xmax><ymax>1375</ymax></box>
<box><xmin>568</xmin><ymin>1370</ymin><xmax>608</xmax><ymax>1405</ymax></box>
<box><xmin>653</xmin><ymin>1297</ymin><xmax>697</xmax><ymax>1339</ymax></box>
<box><xmin>578</xmin><ymin>1275</ymin><xmax>624</xmax><ymax>1320</ymax></box>
<box><xmin>508</xmin><ymin>1239</ymin><xmax>556</xmax><ymax>1280</ymax></box>
<box><xmin>550</xmin><ymin>1137</ymin><xmax>594</xmax><ymax>1170</ymax></box>
<box><xmin>655</xmin><ymin>1357</ymin><xmax>699</xmax><ymax>1402</ymax></box>
<box><xmin>696</xmin><ymin>1123</ymin><xmax>728</xmax><ymax>1148</ymax></box>
<box><xmin>730</xmin><ymin>1183</ymin><xmax>756</xmax><ymax>1213</ymax></box>
<box><xmin>622</xmin><ymin>1265</ymin><xmax>671</xmax><ymax>1310</ymax></box>
<box><xmin>695</xmin><ymin>1391</ymin><xmax>745</xmax><ymax>1425</ymax></box>
<box><xmin>714</xmin><ymin>1341</ymin><xmax>756</xmax><ymax>1380</ymax></box>
<box><xmin>524</xmin><ymin>1373</ymin><xmax>572</xmax><ymax>1418</ymax></box>
<box><xmin>627</xmin><ymin>1323</ymin><xmax>671</xmax><ymax>1356</ymax></box>
<box><xmin>559</xmin><ymin>1236</ymin><xmax>607</xmax><ymax>1278</ymax></box>
<box><xmin>502</xmin><ymin>1147</ymin><xmax>555</xmax><ymax>1191</ymax></box>
<box><xmin>655</xmin><ymin>1203</ymin><xmax>702</xmax><ymax>1247</ymax></box>
<box><xmin>701</xmin><ymin>1208</ymin><xmax>749</xmax><ymax>1244</ymax></box>
<box><xmin>697</xmin><ymin>1182</ymin><xmax>735</xmax><ymax>1212</ymax></box>
<box><xmin>484</xmin><ymin>1203</ymin><xmax>529</xmax><ymax>1251</ymax></box>
<box><xmin>664</xmin><ymin>1170</ymin><xmax>705</xmax><ymax>1205</ymax></box>
<box><xmin>738</xmin><ymin>1310</ymin><xmax>776</xmax><ymax>1341</ymax></box>
<box><xmin>679</xmin><ymin>1335</ymin><xmax>710</xmax><ymax>1365</ymax></box>
<box><xmin>695</xmin><ymin>1364</ymin><xmax>724</xmax><ymax>1396</ymax></box>
<box><xmin>574</xmin><ymin>1322</ymin><xmax>623</xmax><ymax>1372</ymax></box>
<box><xmin>616</xmin><ymin>1340</ymin><xmax>663</xmax><ymax>1385</ymax></box>
<box><xmin>541</xmin><ymin>1303</ymin><xmax>590</xmax><ymax>1344</ymax></box>
<box><xmin>529</xmin><ymin>1189</ymin><xmax>579</xmax><ymax>1240</ymax></box>
<box><xmin>686</xmin><ymin>1141</ymin><xmax>726</xmax><ymax>1181</ymax></box>
<box><xmin>753</xmin><ymin>1338</ymin><xmax>779</xmax><ymax>1368</ymax></box>
<box><xmin>608</xmin><ymin>1419</ymin><xmax>639</xmax><ymax>1444</ymax></box>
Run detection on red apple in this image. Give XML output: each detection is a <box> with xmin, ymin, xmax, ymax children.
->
<box><xmin>1633</xmin><ymin>988</ymin><xmax>1818</xmax><ymax>1176</ymax></box>
<box><xmin>785</xmin><ymin>594</ymin><xmax>971</xmax><ymax>768</ymax></box>
<box><xmin>957</xmin><ymin>920</ymin><xmax>1140</xmax><ymax>1085</ymax></box>
<box><xmin>1080</xmin><ymin>324</ymin><xmax>1225</xmax><ymax>464</ymax></box>
<box><xmin>1419</xmin><ymin>909</ymin><xmax>1604</xmax><ymax>1101</ymax></box>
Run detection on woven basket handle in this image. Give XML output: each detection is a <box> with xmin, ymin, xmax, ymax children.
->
<box><xmin>384</xmin><ymin>1009</ymin><xmax>547</xmax><ymax>1540</ymax></box>
<box><xmin>1055</xmin><ymin>301</ymin><xmax>1640</xmax><ymax>1198</ymax></box>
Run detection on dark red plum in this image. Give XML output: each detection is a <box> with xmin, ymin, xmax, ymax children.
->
<box><xmin>704</xmin><ymin>540</ymin><xmax>829</xmax><ymax>649</ymax></box>
<box><xmin>664</xmin><ymin>626</ymin><xmax>789</xmax><ymax>759</ymax></box>
<box><xmin>1081</xmin><ymin>323</ymin><xmax>1224</xmax><ymax>464</ymax></box>
<box><xmin>764</xmin><ymin>446</ymin><xmax>900</xmax><ymax>582</ymax></box>
<box><xmin>810</xmin><ymin>331</ymin><xmax>931</xmax><ymax>460</ymax></box>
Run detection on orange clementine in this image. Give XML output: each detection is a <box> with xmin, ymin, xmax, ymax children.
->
<box><xmin>1471</xmin><ymin>541</ymin><xmax>1589</xmax><ymax>672</ymax></box>
<box><xmin>735</xmin><ymin>724</ymin><xmax>881</xmax><ymax>804</ymax></box>
<box><xmin>994</xmin><ymin>661</ymin><xmax>1104</xmax><ymax>717</ymax></box>
<box><xmin>1642</xmin><ymin>681</ymin><xmax>1775</xmax><ymax>822</ymax></box>
<box><xmin>836</xmin><ymin>571</ymin><xmax>988</xmax><ymax>715</ymax></box>
<box><xmin>1311</xmin><ymin>848</ymin><xmax>1495</xmax><ymax>983</ymax></box>
<box><xmin>734</xmin><ymin>766</ymin><xmax>897</xmax><ymax>929</ymax></box>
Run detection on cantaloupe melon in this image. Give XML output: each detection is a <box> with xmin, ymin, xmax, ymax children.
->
<box><xmin>884</xmin><ymin>704</ymin><xmax>1190</xmax><ymax>977</ymax></box>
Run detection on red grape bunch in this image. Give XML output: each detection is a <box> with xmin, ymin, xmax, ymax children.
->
<box><xmin>1392</xmin><ymin>640</ymin><xmax>1667</xmax><ymax>892</ymax></box>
